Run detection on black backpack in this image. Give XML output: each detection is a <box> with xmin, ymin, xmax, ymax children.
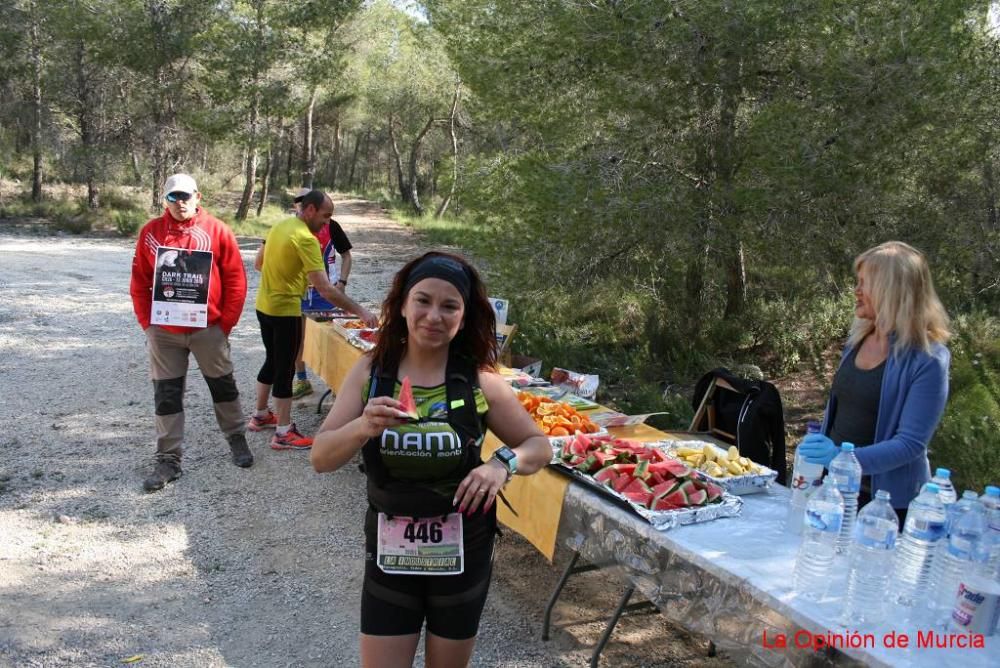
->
<box><xmin>363</xmin><ymin>354</ymin><xmax>485</xmax><ymax>517</ymax></box>
<box><xmin>690</xmin><ymin>368</ymin><xmax>787</xmax><ymax>484</ymax></box>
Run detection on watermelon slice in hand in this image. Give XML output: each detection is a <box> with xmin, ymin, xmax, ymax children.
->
<box><xmin>398</xmin><ymin>376</ymin><xmax>419</xmax><ymax>420</ymax></box>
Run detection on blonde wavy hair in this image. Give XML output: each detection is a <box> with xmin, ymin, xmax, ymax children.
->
<box><xmin>848</xmin><ymin>241</ymin><xmax>951</xmax><ymax>352</ymax></box>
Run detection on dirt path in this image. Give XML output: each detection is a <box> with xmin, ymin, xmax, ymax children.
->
<box><xmin>0</xmin><ymin>199</ymin><xmax>729</xmax><ymax>668</ymax></box>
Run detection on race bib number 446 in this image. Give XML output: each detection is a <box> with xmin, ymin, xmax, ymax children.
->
<box><xmin>377</xmin><ymin>513</ymin><xmax>464</xmax><ymax>575</ymax></box>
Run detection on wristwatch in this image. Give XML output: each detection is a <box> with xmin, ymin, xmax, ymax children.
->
<box><xmin>492</xmin><ymin>446</ymin><xmax>518</xmax><ymax>482</ymax></box>
<box><xmin>337</xmin><ymin>279</ymin><xmax>347</xmax><ymax>286</ymax></box>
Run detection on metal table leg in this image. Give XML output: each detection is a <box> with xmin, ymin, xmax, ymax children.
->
<box><xmin>590</xmin><ymin>585</ymin><xmax>634</xmax><ymax>668</ymax></box>
<box><xmin>542</xmin><ymin>552</ymin><xmax>604</xmax><ymax>641</ymax></box>
<box><xmin>316</xmin><ymin>389</ymin><xmax>332</xmax><ymax>414</ymax></box>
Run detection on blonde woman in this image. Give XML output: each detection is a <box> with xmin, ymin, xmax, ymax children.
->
<box><xmin>799</xmin><ymin>241</ymin><xmax>951</xmax><ymax>521</ymax></box>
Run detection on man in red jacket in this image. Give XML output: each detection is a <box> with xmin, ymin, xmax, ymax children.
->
<box><xmin>130</xmin><ymin>173</ymin><xmax>251</xmax><ymax>492</ymax></box>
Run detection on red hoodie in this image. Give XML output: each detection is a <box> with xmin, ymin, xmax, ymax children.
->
<box><xmin>130</xmin><ymin>207</ymin><xmax>247</xmax><ymax>335</ymax></box>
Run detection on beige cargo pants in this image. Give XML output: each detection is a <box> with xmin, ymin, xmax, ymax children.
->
<box><xmin>145</xmin><ymin>325</ymin><xmax>244</xmax><ymax>465</ymax></box>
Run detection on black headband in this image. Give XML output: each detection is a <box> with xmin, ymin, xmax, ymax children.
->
<box><xmin>403</xmin><ymin>255</ymin><xmax>472</xmax><ymax>304</ymax></box>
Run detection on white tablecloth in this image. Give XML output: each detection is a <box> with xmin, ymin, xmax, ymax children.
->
<box><xmin>557</xmin><ymin>481</ymin><xmax>998</xmax><ymax>667</ymax></box>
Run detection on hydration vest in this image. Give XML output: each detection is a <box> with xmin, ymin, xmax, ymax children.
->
<box><xmin>363</xmin><ymin>354</ymin><xmax>486</xmax><ymax>517</ymax></box>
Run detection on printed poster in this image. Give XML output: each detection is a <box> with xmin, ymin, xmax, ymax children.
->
<box><xmin>151</xmin><ymin>246</ymin><xmax>212</xmax><ymax>328</ymax></box>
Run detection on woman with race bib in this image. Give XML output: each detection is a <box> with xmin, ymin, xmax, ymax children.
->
<box><xmin>312</xmin><ymin>252</ymin><xmax>551</xmax><ymax>667</ymax></box>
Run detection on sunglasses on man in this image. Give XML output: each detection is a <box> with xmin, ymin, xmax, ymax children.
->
<box><xmin>165</xmin><ymin>191</ymin><xmax>194</xmax><ymax>203</ymax></box>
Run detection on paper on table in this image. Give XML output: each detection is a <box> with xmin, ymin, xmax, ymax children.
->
<box><xmin>589</xmin><ymin>410</ymin><xmax>668</xmax><ymax>428</ymax></box>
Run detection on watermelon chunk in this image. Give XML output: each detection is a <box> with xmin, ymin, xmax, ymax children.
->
<box><xmin>650</xmin><ymin>480</ymin><xmax>680</xmax><ymax>498</ymax></box>
<box><xmin>592</xmin><ymin>451</ymin><xmax>617</xmax><ymax>467</ymax></box>
<box><xmin>624</xmin><ymin>490</ymin><xmax>654</xmax><ymax>507</ymax></box>
<box><xmin>622</xmin><ymin>478</ymin><xmax>652</xmax><ymax>495</ymax></box>
<box><xmin>612</xmin><ymin>474</ymin><xmax>633</xmax><ymax>493</ymax></box>
<box><xmin>398</xmin><ymin>376</ymin><xmax>419</xmax><ymax>419</ymax></box>
<box><xmin>593</xmin><ymin>467</ymin><xmax>620</xmax><ymax>485</ymax></box>
<box><xmin>634</xmin><ymin>459</ymin><xmax>650</xmax><ymax>480</ymax></box>
<box><xmin>648</xmin><ymin>459</ymin><xmax>692</xmax><ymax>478</ymax></box>
<box><xmin>687</xmin><ymin>489</ymin><xmax>708</xmax><ymax>505</ymax></box>
<box><xmin>704</xmin><ymin>482</ymin><xmax>724</xmax><ymax>502</ymax></box>
<box><xmin>663</xmin><ymin>489</ymin><xmax>690</xmax><ymax>507</ymax></box>
<box><xmin>652</xmin><ymin>497</ymin><xmax>682</xmax><ymax>511</ymax></box>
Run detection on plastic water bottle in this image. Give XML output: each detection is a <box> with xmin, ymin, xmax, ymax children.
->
<box><xmin>946</xmin><ymin>490</ymin><xmax>981</xmax><ymax>536</ymax></box>
<box><xmin>933</xmin><ymin>495</ymin><xmax>987</xmax><ymax>615</ymax></box>
<box><xmin>828</xmin><ymin>442</ymin><xmax>862</xmax><ymax>555</ymax></box>
<box><xmin>922</xmin><ymin>467</ymin><xmax>958</xmax><ymax>506</ymax></box>
<box><xmin>842</xmin><ymin>490</ymin><xmax>899</xmax><ymax>626</ymax></box>
<box><xmin>892</xmin><ymin>483</ymin><xmax>947</xmax><ymax>621</ymax></box>
<box><xmin>794</xmin><ymin>476</ymin><xmax>844</xmax><ymax>600</ymax></box>
<box><xmin>786</xmin><ymin>421</ymin><xmax>825</xmax><ymax>535</ymax></box>
<box><xmin>981</xmin><ymin>486</ymin><xmax>1000</xmax><ymax>578</ymax></box>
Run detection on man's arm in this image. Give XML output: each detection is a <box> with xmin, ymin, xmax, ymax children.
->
<box><xmin>306</xmin><ymin>269</ymin><xmax>377</xmax><ymax>327</ymax></box>
<box><xmin>129</xmin><ymin>230</ymin><xmax>154</xmax><ymax>330</ymax></box>
<box><xmin>337</xmin><ymin>250</ymin><xmax>352</xmax><ymax>285</ymax></box>
<box><xmin>254</xmin><ymin>242</ymin><xmax>265</xmax><ymax>272</ymax></box>
<box><xmin>217</xmin><ymin>225</ymin><xmax>248</xmax><ymax>334</ymax></box>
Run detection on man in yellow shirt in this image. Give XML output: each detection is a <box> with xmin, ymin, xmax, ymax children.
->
<box><xmin>250</xmin><ymin>190</ymin><xmax>378</xmax><ymax>449</ymax></box>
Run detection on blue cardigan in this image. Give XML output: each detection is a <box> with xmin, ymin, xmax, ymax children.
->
<box><xmin>822</xmin><ymin>337</ymin><xmax>950</xmax><ymax>509</ymax></box>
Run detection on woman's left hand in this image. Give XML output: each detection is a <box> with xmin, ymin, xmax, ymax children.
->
<box><xmin>454</xmin><ymin>460</ymin><xmax>508</xmax><ymax>515</ymax></box>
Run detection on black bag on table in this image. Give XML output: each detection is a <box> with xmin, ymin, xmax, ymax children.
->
<box><xmin>690</xmin><ymin>367</ymin><xmax>787</xmax><ymax>484</ymax></box>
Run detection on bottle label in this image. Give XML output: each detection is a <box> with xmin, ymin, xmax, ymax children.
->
<box><xmin>947</xmin><ymin>534</ymin><xmax>978</xmax><ymax>559</ymax></box>
<box><xmin>832</xmin><ymin>471</ymin><xmax>861</xmax><ymax>494</ymax></box>
<box><xmin>806</xmin><ymin>501</ymin><xmax>843</xmax><ymax>534</ymax></box>
<box><xmin>854</xmin><ymin>518</ymin><xmax>897</xmax><ymax>549</ymax></box>
<box><xmin>906</xmin><ymin>517</ymin><xmax>946</xmax><ymax>541</ymax></box>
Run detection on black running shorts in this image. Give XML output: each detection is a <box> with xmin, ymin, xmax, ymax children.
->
<box><xmin>360</xmin><ymin>507</ymin><xmax>497</xmax><ymax>640</ymax></box>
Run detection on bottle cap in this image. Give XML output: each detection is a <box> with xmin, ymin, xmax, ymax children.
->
<box><xmin>841</xmin><ymin>442</ymin><xmax>855</xmax><ymax>452</ymax></box>
<box><xmin>875</xmin><ymin>489</ymin><xmax>891</xmax><ymax>501</ymax></box>
<box><xmin>935</xmin><ymin>467</ymin><xmax>951</xmax><ymax>478</ymax></box>
<box><xmin>925</xmin><ymin>483</ymin><xmax>940</xmax><ymax>494</ymax></box>
<box><xmin>962</xmin><ymin>490</ymin><xmax>978</xmax><ymax>500</ymax></box>
<box><xmin>986</xmin><ymin>486</ymin><xmax>1000</xmax><ymax>497</ymax></box>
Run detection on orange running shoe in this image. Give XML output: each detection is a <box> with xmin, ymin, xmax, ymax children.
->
<box><xmin>270</xmin><ymin>423</ymin><xmax>313</xmax><ymax>450</ymax></box>
<box><xmin>247</xmin><ymin>411</ymin><xmax>278</xmax><ymax>432</ymax></box>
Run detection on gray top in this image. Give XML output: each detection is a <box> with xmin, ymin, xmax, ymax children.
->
<box><xmin>829</xmin><ymin>346</ymin><xmax>885</xmax><ymax>450</ymax></box>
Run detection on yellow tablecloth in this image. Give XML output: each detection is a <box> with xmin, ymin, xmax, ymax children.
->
<box><xmin>302</xmin><ymin>317</ymin><xmax>667</xmax><ymax>562</ymax></box>
<box><xmin>303</xmin><ymin>318</ymin><xmax>362</xmax><ymax>395</ymax></box>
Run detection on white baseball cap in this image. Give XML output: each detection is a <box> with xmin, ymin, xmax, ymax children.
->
<box><xmin>164</xmin><ymin>173</ymin><xmax>198</xmax><ymax>195</ymax></box>
<box><xmin>294</xmin><ymin>187</ymin><xmax>312</xmax><ymax>202</ymax></box>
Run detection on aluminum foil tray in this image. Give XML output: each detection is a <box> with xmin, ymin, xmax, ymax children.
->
<box><xmin>653</xmin><ymin>439</ymin><xmax>778</xmax><ymax>495</ymax></box>
<box><xmin>548</xmin><ymin>458</ymin><xmax>742</xmax><ymax>531</ymax></box>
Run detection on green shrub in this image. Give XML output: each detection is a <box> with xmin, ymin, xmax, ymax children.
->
<box><xmin>930</xmin><ymin>313</ymin><xmax>1000</xmax><ymax>493</ymax></box>
<box><xmin>113</xmin><ymin>210</ymin><xmax>145</xmax><ymax>236</ymax></box>
<box><xmin>53</xmin><ymin>208</ymin><xmax>97</xmax><ymax>234</ymax></box>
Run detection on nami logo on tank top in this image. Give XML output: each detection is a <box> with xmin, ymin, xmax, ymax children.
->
<box><xmin>368</xmin><ymin>381</ymin><xmax>488</xmax><ymax>494</ymax></box>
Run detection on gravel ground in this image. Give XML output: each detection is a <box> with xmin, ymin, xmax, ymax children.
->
<box><xmin>0</xmin><ymin>200</ymin><xmax>732</xmax><ymax>668</ymax></box>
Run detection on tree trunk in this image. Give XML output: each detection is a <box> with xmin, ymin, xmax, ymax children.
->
<box><xmin>362</xmin><ymin>130</ymin><xmax>372</xmax><ymax>190</ymax></box>
<box><xmin>257</xmin><ymin>144</ymin><xmax>273</xmax><ymax>217</ymax></box>
<box><xmin>435</xmin><ymin>87</ymin><xmax>461</xmax><ymax>218</ymax></box>
<box><xmin>29</xmin><ymin>1</ymin><xmax>44</xmax><ymax>203</ymax></box>
<box><xmin>285</xmin><ymin>133</ymin><xmax>294</xmax><ymax>188</ymax></box>
<box><xmin>235</xmin><ymin>91</ymin><xmax>261</xmax><ymax>220</ymax></box>
<box><xmin>388</xmin><ymin>115</ymin><xmax>407</xmax><ymax>202</ymax></box>
<box><xmin>301</xmin><ymin>87</ymin><xmax>317</xmax><ymax>188</ymax></box>
<box><xmin>348</xmin><ymin>129</ymin><xmax>364</xmax><ymax>189</ymax></box>
<box><xmin>330</xmin><ymin>115</ymin><xmax>342</xmax><ymax>191</ymax></box>
<box><xmin>75</xmin><ymin>40</ymin><xmax>99</xmax><ymax>208</ymax></box>
<box><xmin>717</xmin><ymin>58</ymin><xmax>746</xmax><ymax>319</ymax></box>
<box><xmin>407</xmin><ymin>116</ymin><xmax>437</xmax><ymax>215</ymax></box>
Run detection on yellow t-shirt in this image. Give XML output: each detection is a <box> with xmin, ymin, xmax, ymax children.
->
<box><xmin>255</xmin><ymin>217</ymin><xmax>324</xmax><ymax>316</ymax></box>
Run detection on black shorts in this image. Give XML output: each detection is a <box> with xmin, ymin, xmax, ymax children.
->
<box><xmin>360</xmin><ymin>507</ymin><xmax>497</xmax><ymax>640</ymax></box>
<box><xmin>255</xmin><ymin>310</ymin><xmax>303</xmax><ymax>398</ymax></box>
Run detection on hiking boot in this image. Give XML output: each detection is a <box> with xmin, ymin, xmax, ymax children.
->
<box><xmin>247</xmin><ymin>410</ymin><xmax>278</xmax><ymax>432</ymax></box>
<box><xmin>227</xmin><ymin>433</ymin><xmax>254</xmax><ymax>468</ymax></box>
<box><xmin>270</xmin><ymin>423</ymin><xmax>313</xmax><ymax>451</ymax></box>
<box><xmin>143</xmin><ymin>461</ymin><xmax>182</xmax><ymax>492</ymax></box>
<box><xmin>292</xmin><ymin>379</ymin><xmax>313</xmax><ymax>399</ymax></box>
